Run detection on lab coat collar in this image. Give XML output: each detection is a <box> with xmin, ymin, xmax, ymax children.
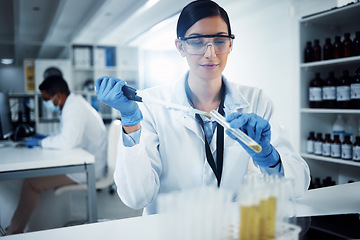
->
<box><xmin>170</xmin><ymin>71</ymin><xmax>250</xmax><ymax>115</ymax></box>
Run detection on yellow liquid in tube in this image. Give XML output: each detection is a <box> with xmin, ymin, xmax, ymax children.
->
<box><xmin>266</xmin><ymin>197</ymin><xmax>277</xmax><ymax>239</ymax></box>
<box><xmin>259</xmin><ymin>199</ymin><xmax>268</xmax><ymax>240</ymax></box>
<box><xmin>239</xmin><ymin>205</ymin><xmax>250</xmax><ymax>240</ymax></box>
<box><xmin>249</xmin><ymin>205</ymin><xmax>260</xmax><ymax>240</ymax></box>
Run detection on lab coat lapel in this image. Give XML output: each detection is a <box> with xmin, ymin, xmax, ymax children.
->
<box><xmin>171</xmin><ymin>72</ymin><xmax>204</xmax><ymax>142</ymax></box>
<box><xmin>176</xmin><ymin>111</ymin><xmax>204</xmax><ymax>143</ymax></box>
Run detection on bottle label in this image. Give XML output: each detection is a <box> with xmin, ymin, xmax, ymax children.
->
<box><xmin>353</xmin><ymin>146</ymin><xmax>360</xmax><ymax>161</ymax></box>
<box><xmin>341</xmin><ymin>144</ymin><xmax>352</xmax><ymax>159</ymax></box>
<box><xmin>322</xmin><ymin>87</ymin><xmax>336</xmax><ymax>100</ymax></box>
<box><xmin>331</xmin><ymin>143</ymin><xmax>341</xmax><ymax>158</ymax></box>
<box><xmin>307</xmin><ymin>140</ymin><xmax>314</xmax><ymax>153</ymax></box>
<box><xmin>314</xmin><ymin>141</ymin><xmax>322</xmax><ymax>155</ymax></box>
<box><xmin>322</xmin><ymin>143</ymin><xmax>331</xmax><ymax>156</ymax></box>
<box><xmin>337</xmin><ymin>86</ymin><xmax>351</xmax><ymax>101</ymax></box>
<box><xmin>309</xmin><ymin>87</ymin><xmax>322</xmax><ymax>101</ymax></box>
<box><xmin>351</xmin><ymin>83</ymin><xmax>360</xmax><ymax>100</ymax></box>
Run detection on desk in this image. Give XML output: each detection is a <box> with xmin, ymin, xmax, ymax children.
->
<box><xmin>0</xmin><ymin>147</ymin><xmax>97</xmax><ymax>223</ymax></box>
<box><xmin>2</xmin><ymin>182</ymin><xmax>359</xmax><ymax>240</ymax></box>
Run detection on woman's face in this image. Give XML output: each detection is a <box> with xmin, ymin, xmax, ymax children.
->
<box><xmin>176</xmin><ymin>16</ymin><xmax>232</xmax><ymax>82</ymax></box>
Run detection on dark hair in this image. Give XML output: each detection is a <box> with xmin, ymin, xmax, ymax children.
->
<box><xmin>39</xmin><ymin>75</ymin><xmax>70</xmax><ymax>96</ymax></box>
<box><xmin>43</xmin><ymin>67</ymin><xmax>63</xmax><ymax>79</ymax></box>
<box><xmin>176</xmin><ymin>0</ymin><xmax>232</xmax><ymax>39</ymax></box>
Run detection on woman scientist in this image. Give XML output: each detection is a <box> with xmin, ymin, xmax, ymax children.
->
<box><xmin>96</xmin><ymin>0</ymin><xmax>310</xmax><ymax>215</ymax></box>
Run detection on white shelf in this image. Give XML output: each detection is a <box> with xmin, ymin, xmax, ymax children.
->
<box><xmin>300</xmin><ymin>108</ymin><xmax>360</xmax><ymax>114</ymax></box>
<box><xmin>300</xmin><ymin>3</ymin><xmax>360</xmax><ymax>27</ymax></box>
<box><xmin>300</xmin><ymin>56</ymin><xmax>360</xmax><ymax>69</ymax></box>
<box><xmin>301</xmin><ymin>153</ymin><xmax>360</xmax><ymax>167</ymax></box>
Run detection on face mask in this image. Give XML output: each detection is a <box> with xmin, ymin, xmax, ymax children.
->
<box><xmin>43</xmin><ymin>98</ymin><xmax>60</xmax><ymax>112</ymax></box>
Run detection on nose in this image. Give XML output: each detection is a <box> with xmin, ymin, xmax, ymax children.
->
<box><xmin>203</xmin><ymin>43</ymin><xmax>216</xmax><ymax>58</ymax></box>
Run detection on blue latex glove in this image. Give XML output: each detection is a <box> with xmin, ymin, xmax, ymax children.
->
<box><xmin>32</xmin><ymin>133</ymin><xmax>47</xmax><ymax>139</ymax></box>
<box><xmin>25</xmin><ymin>138</ymin><xmax>40</xmax><ymax>148</ymax></box>
<box><xmin>95</xmin><ymin>76</ymin><xmax>143</xmax><ymax>126</ymax></box>
<box><xmin>225</xmin><ymin>112</ymin><xmax>280</xmax><ymax>168</ymax></box>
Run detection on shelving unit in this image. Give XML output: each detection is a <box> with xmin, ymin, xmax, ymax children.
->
<box><xmin>299</xmin><ymin>3</ymin><xmax>360</xmax><ymax>184</ymax></box>
<box><xmin>8</xmin><ymin>45</ymin><xmax>140</xmax><ymax>134</ymax></box>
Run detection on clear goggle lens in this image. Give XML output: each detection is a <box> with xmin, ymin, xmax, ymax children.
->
<box><xmin>181</xmin><ymin>35</ymin><xmax>234</xmax><ymax>55</ymax></box>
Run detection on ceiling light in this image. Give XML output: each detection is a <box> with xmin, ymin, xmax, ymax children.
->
<box><xmin>1</xmin><ymin>59</ymin><xmax>14</xmax><ymax>65</ymax></box>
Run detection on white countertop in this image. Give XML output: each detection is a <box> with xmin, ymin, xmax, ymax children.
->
<box><xmin>0</xmin><ymin>147</ymin><xmax>94</xmax><ymax>172</ymax></box>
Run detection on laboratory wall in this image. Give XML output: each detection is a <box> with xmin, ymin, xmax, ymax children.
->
<box><xmin>0</xmin><ymin>65</ymin><xmax>24</xmax><ymax>93</ymax></box>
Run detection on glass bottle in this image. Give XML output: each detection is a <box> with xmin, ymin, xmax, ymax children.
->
<box><xmin>309</xmin><ymin>73</ymin><xmax>323</xmax><ymax>108</ymax></box>
<box><xmin>333</xmin><ymin>36</ymin><xmax>343</xmax><ymax>59</ymax></box>
<box><xmin>342</xmin><ymin>33</ymin><xmax>353</xmax><ymax>57</ymax></box>
<box><xmin>323</xmin><ymin>38</ymin><xmax>333</xmax><ymax>60</ymax></box>
<box><xmin>341</xmin><ymin>135</ymin><xmax>352</xmax><ymax>160</ymax></box>
<box><xmin>322</xmin><ymin>133</ymin><xmax>332</xmax><ymax>157</ymax></box>
<box><xmin>331</xmin><ymin>134</ymin><xmax>341</xmax><ymax>158</ymax></box>
<box><xmin>313</xmin><ymin>177</ymin><xmax>322</xmax><ymax>188</ymax></box>
<box><xmin>313</xmin><ymin>39</ymin><xmax>322</xmax><ymax>61</ymax></box>
<box><xmin>351</xmin><ymin>66</ymin><xmax>360</xmax><ymax>109</ymax></box>
<box><xmin>307</xmin><ymin>131</ymin><xmax>315</xmax><ymax>154</ymax></box>
<box><xmin>314</xmin><ymin>132</ymin><xmax>323</xmax><ymax>155</ymax></box>
<box><xmin>336</xmin><ymin>70</ymin><xmax>351</xmax><ymax>109</ymax></box>
<box><xmin>353</xmin><ymin>136</ymin><xmax>360</xmax><ymax>162</ymax></box>
<box><xmin>304</xmin><ymin>41</ymin><xmax>313</xmax><ymax>63</ymax></box>
<box><xmin>352</xmin><ymin>31</ymin><xmax>360</xmax><ymax>56</ymax></box>
<box><xmin>322</xmin><ymin>71</ymin><xmax>337</xmax><ymax>108</ymax></box>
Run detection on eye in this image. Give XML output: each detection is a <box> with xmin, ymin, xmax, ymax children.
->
<box><xmin>187</xmin><ymin>39</ymin><xmax>205</xmax><ymax>47</ymax></box>
<box><xmin>214</xmin><ymin>37</ymin><xmax>227</xmax><ymax>45</ymax></box>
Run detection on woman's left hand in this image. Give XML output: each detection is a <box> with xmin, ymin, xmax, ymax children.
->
<box><xmin>225</xmin><ymin>112</ymin><xmax>280</xmax><ymax>168</ymax></box>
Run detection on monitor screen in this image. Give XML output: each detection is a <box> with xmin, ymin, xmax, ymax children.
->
<box><xmin>0</xmin><ymin>92</ymin><xmax>13</xmax><ymax>140</ymax></box>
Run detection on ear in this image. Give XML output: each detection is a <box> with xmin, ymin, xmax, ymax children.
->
<box><xmin>229</xmin><ymin>39</ymin><xmax>234</xmax><ymax>53</ymax></box>
<box><xmin>175</xmin><ymin>39</ymin><xmax>186</xmax><ymax>57</ymax></box>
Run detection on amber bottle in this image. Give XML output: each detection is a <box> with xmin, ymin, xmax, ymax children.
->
<box><xmin>322</xmin><ymin>71</ymin><xmax>337</xmax><ymax>108</ymax></box>
<box><xmin>336</xmin><ymin>70</ymin><xmax>351</xmax><ymax>109</ymax></box>
<box><xmin>309</xmin><ymin>73</ymin><xmax>323</xmax><ymax>108</ymax></box>
<box><xmin>307</xmin><ymin>131</ymin><xmax>316</xmax><ymax>154</ymax></box>
<box><xmin>331</xmin><ymin>134</ymin><xmax>341</xmax><ymax>158</ymax></box>
<box><xmin>323</xmin><ymin>38</ymin><xmax>333</xmax><ymax>60</ymax></box>
<box><xmin>314</xmin><ymin>132</ymin><xmax>323</xmax><ymax>155</ymax></box>
<box><xmin>313</xmin><ymin>39</ymin><xmax>322</xmax><ymax>61</ymax></box>
<box><xmin>353</xmin><ymin>136</ymin><xmax>360</xmax><ymax>162</ymax></box>
<box><xmin>343</xmin><ymin>33</ymin><xmax>353</xmax><ymax>58</ymax></box>
<box><xmin>322</xmin><ymin>133</ymin><xmax>332</xmax><ymax>157</ymax></box>
<box><xmin>341</xmin><ymin>135</ymin><xmax>352</xmax><ymax>160</ymax></box>
<box><xmin>333</xmin><ymin>36</ymin><xmax>343</xmax><ymax>59</ymax></box>
<box><xmin>351</xmin><ymin>66</ymin><xmax>360</xmax><ymax>109</ymax></box>
<box><xmin>352</xmin><ymin>31</ymin><xmax>360</xmax><ymax>56</ymax></box>
<box><xmin>304</xmin><ymin>41</ymin><xmax>313</xmax><ymax>63</ymax></box>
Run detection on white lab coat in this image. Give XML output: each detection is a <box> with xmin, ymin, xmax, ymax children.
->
<box><xmin>114</xmin><ymin>73</ymin><xmax>310</xmax><ymax>215</ymax></box>
<box><xmin>41</xmin><ymin>93</ymin><xmax>107</xmax><ymax>183</ymax></box>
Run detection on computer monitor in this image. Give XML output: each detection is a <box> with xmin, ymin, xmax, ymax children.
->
<box><xmin>0</xmin><ymin>92</ymin><xmax>13</xmax><ymax>140</ymax></box>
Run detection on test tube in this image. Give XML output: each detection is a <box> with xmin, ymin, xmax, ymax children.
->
<box><xmin>209</xmin><ymin>110</ymin><xmax>262</xmax><ymax>153</ymax></box>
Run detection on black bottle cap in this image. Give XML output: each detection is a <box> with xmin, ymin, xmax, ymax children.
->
<box><xmin>314</xmin><ymin>39</ymin><xmax>320</xmax><ymax>44</ymax></box>
<box><xmin>335</xmin><ymin>36</ymin><xmax>341</xmax><ymax>41</ymax></box>
<box><xmin>344</xmin><ymin>33</ymin><xmax>350</xmax><ymax>38</ymax></box>
<box><xmin>325</xmin><ymin>38</ymin><xmax>331</xmax><ymax>43</ymax></box>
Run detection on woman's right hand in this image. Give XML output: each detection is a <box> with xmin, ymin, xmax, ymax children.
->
<box><xmin>95</xmin><ymin>76</ymin><xmax>143</xmax><ymax>126</ymax></box>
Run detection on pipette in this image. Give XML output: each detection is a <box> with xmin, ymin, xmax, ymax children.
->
<box><xmin>122</xmin><ymin>85</ymin><xmax>211</xmax><ymax>117</ymax></box>
<box><xmin>122</xmin><ymin>85</ymin><xmax>262</xmax><ymax>153</ymax></box>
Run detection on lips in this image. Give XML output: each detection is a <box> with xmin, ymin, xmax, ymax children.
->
<box><xmin>200</xmin><ymin>63</ymin><xmax>219</xmax><ymax>70</ymax></box>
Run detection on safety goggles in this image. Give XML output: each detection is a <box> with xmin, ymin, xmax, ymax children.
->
<box><xmin>179</xmin><ymin>34</ymin><xmax>235</xmax><ymax>55</ymax></box>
